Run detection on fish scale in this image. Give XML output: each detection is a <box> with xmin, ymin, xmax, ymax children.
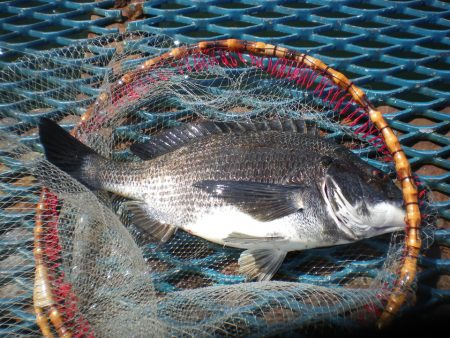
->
<box><xmin>39</xmin><ymin>118</ymin><xmax>406</xmax><ymax>281</ymax></box>
<box><xmin>141</xmin><ymin>135</ymin><xmax>329</xmax><ymax>216</ymax></box>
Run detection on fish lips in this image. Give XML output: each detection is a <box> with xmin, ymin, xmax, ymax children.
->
<box><xmin>321</xmin><ymin>174</ymin><xmax>405</xmax><ymax>241</ymax></box>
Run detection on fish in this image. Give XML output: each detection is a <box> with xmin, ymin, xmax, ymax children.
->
<box><xmin>38</xmin><ymin>118</ymin><xmax>405</xmax><ymax>281</ymax></box>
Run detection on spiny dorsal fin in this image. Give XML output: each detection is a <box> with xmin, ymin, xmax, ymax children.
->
<box><xmin>130</xmin><ymin>119</ymin><xmax>319</xmax><ymax>160</ymax></box>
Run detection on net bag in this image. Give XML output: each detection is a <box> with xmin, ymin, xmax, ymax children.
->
<box><xmin>0</xmin><ymin>32</ymin><xmax>435</xmax><ymax>337</ymax></box>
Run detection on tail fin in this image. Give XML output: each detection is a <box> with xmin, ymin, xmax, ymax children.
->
<box><xmin>39</xmin><ymin>118</ymin><xmax>101</xmax><ymax>189</ymax></box>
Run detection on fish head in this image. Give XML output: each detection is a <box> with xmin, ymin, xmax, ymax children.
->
<box><xmin>320</xmin><ymin>156</ymin><xmax>405</xmax><ymax>241</ymax></box>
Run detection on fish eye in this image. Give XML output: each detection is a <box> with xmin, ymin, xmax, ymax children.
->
<box><xmin>321</xmin><ymin>156</ymin><xmax>333</xmax><ymax>167</ymax></box>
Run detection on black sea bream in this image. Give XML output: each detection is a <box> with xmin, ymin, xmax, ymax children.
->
<box><xmin>39</xmin><ymin>118</ymin><xmax>405</xmax><ymax>281</ymax></box>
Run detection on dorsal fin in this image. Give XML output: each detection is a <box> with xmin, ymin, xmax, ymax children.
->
<box><xmin>130</xmin><ymin>119</ymin><xmax>319</xmax><ymax>160</ymax></box>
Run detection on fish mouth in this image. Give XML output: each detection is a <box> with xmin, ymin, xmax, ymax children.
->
<box><xmin>322</xmin><ymin>175</ymin><xmax>405</xmax><ymax>240</ymax></box>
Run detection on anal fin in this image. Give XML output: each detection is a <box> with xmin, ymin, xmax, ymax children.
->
<box><xmin>238</xmin><ymin>248</ymin><xmax>287</xmax><ymax>281</ymax></box>
<box><xmin>124</xmin><ymin>201</ymin><xmax>176</xmax><ymax>243</ymax></box>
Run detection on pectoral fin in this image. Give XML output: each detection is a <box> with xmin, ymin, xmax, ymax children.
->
<box><xmin>238</xmin><ymin>248</ymin><xmax>287</xmax><ymax>281</ymax></box>
<box><xmin>124</xmin><ymin>201</ymin><xmax>176</xmax><ymax>243</ymax></box>
<box><xmin>194</xmin><ymin>180</ymin><xmax>304</xmax><ymax>222</ymax></box>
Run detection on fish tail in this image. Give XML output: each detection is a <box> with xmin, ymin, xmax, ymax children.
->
<box><xmin>38</xmin><ymin>118</ymin><xmax>102</xmax><ymax>190</ymax></box>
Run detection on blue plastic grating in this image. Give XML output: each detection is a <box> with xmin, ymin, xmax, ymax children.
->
<box><xmin>128</xmin><ymin>0</ymin><xmax>450</xmax><ymax>322</ymax></box>
<box><xmin>0</xmin><ymin>3</ymin><xmax>448</xmax><ymax>216</ymax></box>
<box><xmin>128</xmin><ymin>0</ymin><xmax>450</xmax><ymax>221</ymax></box>
<box><xmin>127</xmin><ymin>2</ymin><xmax>450</xmax><ymax>316</ymax></box>
<box><xmin>0</xmin><ymin>0</ymin><xmax>448</xmax><ymax>335</ymax></box>
<box><xmin>0</xmin><ymin>0</ymin><xmax>122</xmax><ymax>61</ymax></box>
<box><xmin>0</xmin><ymin>36</ymin><xmax>403</xmax><ymax>335</ymax></box>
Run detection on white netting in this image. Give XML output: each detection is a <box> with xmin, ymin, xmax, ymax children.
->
<box><xmin>0</xmin><ymin>32</ymin><xmax>436</xmax><ymax>337</ymax></box>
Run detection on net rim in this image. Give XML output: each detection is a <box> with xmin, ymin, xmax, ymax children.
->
<box><xmin>33</xmin><ymin>38</ymin><xmax>422</xmax><ymax>336</ymax></box>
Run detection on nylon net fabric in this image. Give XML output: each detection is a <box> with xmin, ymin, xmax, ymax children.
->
<box><xmin>0</xmin><ymin>32</ymin><xmax>436</xmax><ymax>337</ymax></box>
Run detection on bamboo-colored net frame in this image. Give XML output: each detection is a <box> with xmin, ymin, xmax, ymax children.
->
<box><xmin>34</xmin><ymin>189</ymin><xmax>72</xmax><ymax>338</ymax></box>
<box><xmin>34</xmin><ymin>39</ymin><xmax>421</xmax><ymax>336</ymax></box>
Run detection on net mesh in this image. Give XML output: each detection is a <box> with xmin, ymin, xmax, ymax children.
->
<box><xmin>0</xmin><ymin>31</ymin><xmax>436</xmax><ymax>337</ymax></box>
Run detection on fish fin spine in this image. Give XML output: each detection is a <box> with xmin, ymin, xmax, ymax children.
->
<box><xmin>124</xmin><ymin>201</ymin><xmax>177</xmax><ymax>243</ymax></box>
<box><xmin>130</xmin><ymin>119</ymin><xmax>319</xmax><ymax>160</ymax></box>
<box><xmin>238</xmin><ymin>248</ymin><xmax>287</xmax><ymax>281</ymax></box>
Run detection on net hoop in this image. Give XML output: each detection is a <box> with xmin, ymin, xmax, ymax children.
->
<box><xmin>33</xmin><ymin>39</ymin><xmax>422</xmax><ymax>336</ymax></box>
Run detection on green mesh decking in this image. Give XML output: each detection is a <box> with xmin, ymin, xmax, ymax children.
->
<box><xmin>0</xmin><ymin>0</ymin><xmax>449</xmax><ymax>336</ymax></box>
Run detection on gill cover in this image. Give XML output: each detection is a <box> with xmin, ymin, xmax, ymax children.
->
<box><xmin>323</xmin><ymin>172</ymin><xmax>405</xmax><ymax>240</ymax></box>
<box><xmin>323</xmin><ymin>175</ymin><xmax>370</xmax><ymax>240</ymax></box>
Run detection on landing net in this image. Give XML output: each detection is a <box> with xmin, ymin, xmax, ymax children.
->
<box><xmin>0</xmin><ymin>31</ymin><xmax>436</xmax><ymax>337</ymax></box>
